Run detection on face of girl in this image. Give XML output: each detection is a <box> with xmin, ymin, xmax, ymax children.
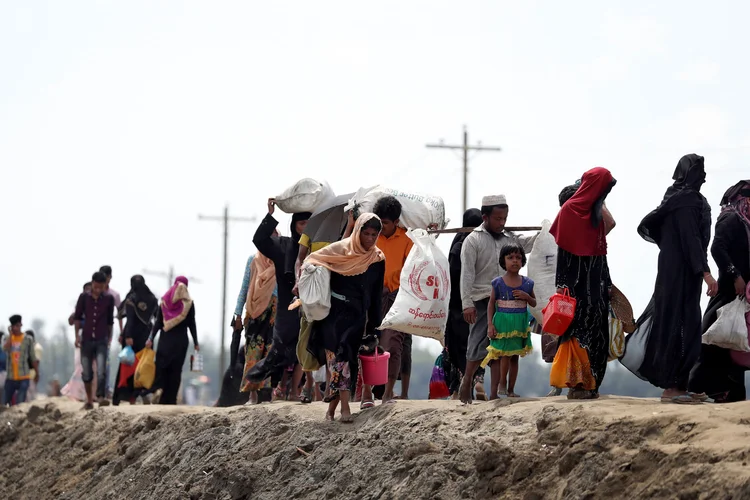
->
<box><xmin>504</xmin><ymin>252</ymin><xmax>523</xmax><ymax>273</ymax></box>
<box><xmin>360</xmin><ymin>227</ymin><xmax>380</xmax><ymax>250</ymax></box>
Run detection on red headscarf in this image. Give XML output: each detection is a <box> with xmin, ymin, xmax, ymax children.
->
<box><xmin>550</xmin><ymin>167</ymin><xmax>615</xmax><ymax>256</ymax></box>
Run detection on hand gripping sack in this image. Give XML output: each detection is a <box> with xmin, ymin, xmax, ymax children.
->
<box><xmin>527</xmin><ymin>220</ymin><xmax>557</xmax><ymax>324</ymax></box>
<box><xmin>542</xmin><ymin>289</ymin><xmax>577</xmax><ymax>336</ymax></box>
<box><xmin>345</xmin><ymin>185</ymin><xmax>447</xmax><ymax>230</ymax></box>
<box><xmin>378</xmin><ymin>229</ymin><xmax>450</xmax><ymax>344</ymax></box>
<box><xmin>275</xmin><ymin>178</ymin><xmax>335</xmax><ymax>214</ymax></box>
<box><xmin>298</xmin><ymin>262</ymin><xmax>332</xmax><ymax>321</ymax></box>
<box><xmin>134</xmin><ymin>348</ymin><xmax>156</xmax><ymax>390</ymax></box>
<box><xmin>702</xmin><ymin>297</ymin><xmax>750</xmax><ymax>351</ymax></box>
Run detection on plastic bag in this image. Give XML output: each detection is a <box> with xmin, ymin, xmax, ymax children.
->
<box><xmin>702</xmin><ymin>297</ymin><xmax>750</xmax><ymax>351</ymax></box>
<box><xmin>275</xmin><ymin>178</ymin><xmax>334</xmax><ymax>214</ymax></box>
<box><xmin>191</xmin><ymin>352</ymin><xmax>204</xmax><ymax>372</ymax></box>
<box><xmin>118</xmin><ymin>345</ymin><xmax>136</xmax><ymax>366</ymax></box>
<box><xmin>345</xmin><ymin>185</ymin><xmax>447</xmax><ymax>230</ymax></box>
<box><xmin>528</xmin><ymin>220</ymin><xmax>557</xmax><ymax>324</ymax></box>
<box><xmin>134</xmin><ymin>348</ymin><xmax>156</xmax><ymax>389</ymax></box>
<box><xmin>378</xmin><ymin>229</ymin><xmax>450</xmax><ymax>344</ymax></box>
<box><xmin>730</xmin><ymin>284</ymin><xmax>750</xmax><ymax>367</ymax></box>
<box><xmin>428</xmin><ymin>352</ymin><xmax>450</xmax><ymax>399</ymax></box>
<box><xmin>298</xmin><ymin>262</ymin><xmax>332</xmax><ymax>321</ymax></box>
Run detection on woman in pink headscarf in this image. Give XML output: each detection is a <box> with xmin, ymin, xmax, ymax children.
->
<box><xmin>146</xmin><ymin>276</ymin><xmax>199</xmax><ymax>405</ymax></box>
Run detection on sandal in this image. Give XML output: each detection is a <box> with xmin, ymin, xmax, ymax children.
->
<box><xmin>324</xmin><ymin>391</ymin><xmax>340</xmax><ymax>404</ymax></box>
<box><xmin>689</xmin><ymin>392</ymin><xmax>708</xmax><ymax>402</ymax></box>
<box><xmin>475</xmin><ymin>385</ymin><xmax>488</xmax><ymax>401</ymax></box>
<box><xmin>359</xmin><ymin>400</ymin><xmax>375</xmax><ymax>410</ymax></box>
<box><xmin>661</xmin><ymin>394</ymin><xmax>702</xmax><ymax>405</ymax></box>
<box><xmin>301</xmin><ymin>387</ymin><xmax>313</xmax><ymax>404</ymax></box>
<box><xmin>82</xmin><ymin>402</ymin><xmax>94</xmax><ymax>411</ymax></box>
<box><xmin>272</xmin><ymin>388</ymin><xmax>285</xmax><ymax>401</ymax></box>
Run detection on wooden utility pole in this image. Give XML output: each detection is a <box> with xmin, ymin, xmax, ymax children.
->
<box><xmin>143</xmin><ymin>266</ymin><xmax>201</xmax><ymax>290</ymax></box>
<box><xmin>426</xmin><ymin>125</ymin><xmax>502</xmax><ymax>212</ymax></box>
<box><xmin>198</xmin><ymin>206</ymin><xmax>256</xmax><ymax>380</ymax></box>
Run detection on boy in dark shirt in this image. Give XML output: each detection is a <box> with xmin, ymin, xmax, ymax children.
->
<box><xmin>74</xmin><ymin>272</ymin><xmax>115</xmax><ymax>410</ymax></box>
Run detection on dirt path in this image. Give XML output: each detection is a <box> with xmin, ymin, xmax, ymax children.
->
<box><xmin>2</xmin><ymin>396</ymin><xmax>750</xmax><ymax>499</ymax></box>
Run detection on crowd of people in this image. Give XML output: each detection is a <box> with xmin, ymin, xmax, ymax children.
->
<box><xmin>4</xmin><ymin>156</ymin><xmax>750</xmax><ymax>413</ymax></box>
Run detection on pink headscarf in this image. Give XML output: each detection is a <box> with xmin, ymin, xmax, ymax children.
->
<box><xmin>161</xmin><ymin>276</ymin><xmax>193</xmax><ymax>332</ymax></box>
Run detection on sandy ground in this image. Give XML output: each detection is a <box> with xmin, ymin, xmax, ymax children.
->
<box><xmin>2</xmin><ymin>396</ymin><xmax>750</xmax><ymax>499</ymax></box>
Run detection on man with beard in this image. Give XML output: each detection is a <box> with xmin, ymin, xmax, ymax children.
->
<box><xmin>459</xmin><ymin>195</ymin><xmax>537</xmax><ymax>404</ymax></box>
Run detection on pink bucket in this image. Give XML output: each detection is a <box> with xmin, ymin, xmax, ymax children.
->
<box><xmin>359</xmin><ymin>350</ymin><xmax>391</xmax><ymax>386</ymax></box>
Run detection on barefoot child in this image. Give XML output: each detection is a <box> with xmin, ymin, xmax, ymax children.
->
<box><xmin>481</xmin><ymin>244</ymin><xmax>535</xmax><ymax>398</ymax></box>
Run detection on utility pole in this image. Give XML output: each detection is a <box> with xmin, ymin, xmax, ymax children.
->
<box><xmin>426</xmin><ymin>125</ymin><xmax>502</xmax><ymax>212</ymax></box>
<box><xmin>198</xmin><ymin>205</ymin><xmax>257</xmax><ymax>380</ymax></box>
<box><xmin>143</xmin><ymin>266</ymin><xmax>201</xmax><ymax>290</ymax></box>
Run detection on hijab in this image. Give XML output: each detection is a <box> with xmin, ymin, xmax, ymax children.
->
<box><xmin>283</xmin><ymin>212</ymin><xmax>312</xmax><ymax>280</ymax></box>
<box><xmin>305</xmin><ymin>213</ymin><xmax>385</xmax><ymax>276</ymax></box>
<box><xmin>638</xmin><ymin>154</ymin><xmax>710</xmax><ymax>246</ymax></box>
<box><xmin>161</xmin><ymin>276</ymin><xmax>193</xmax><ymax>332</ymax></box>
<box><xmin>126</xmin><ymin>275</ymin><xmax>158</xmax><ymax>326</ymax></box>
<box><xmin>550</xmin><ymin>167</ymin><xmax>616</xmax><ymax>256</ymax></box>
<box><xmin>246</xmin><ymin>252</ymin><xmax>277</xmax><ymax>319</ymax></box>
<box><xmin>451</xmin><ymin>208</ymin><xmax>483</xmax><ymax>248</ymax></box>
<box><xmin>721</xmin><ymin>180</ymin><xmax>750</xmax><ymax>231</ymax></box>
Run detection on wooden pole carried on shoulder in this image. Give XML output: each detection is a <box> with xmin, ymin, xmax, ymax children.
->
<box><xmin>428</xmin><ymin>226</ymin><xmax>542</xmax><ymax>235</ymax></box>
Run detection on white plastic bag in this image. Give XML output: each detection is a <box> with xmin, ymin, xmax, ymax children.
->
<box><xmin>527</xmin><ymin>220</ymin><xmax>557</xmax><ymax>325</ymax></box>
<box><xmin>275</xmin><ymin>178</ymin><xmax>335</xmax><ymax>214</ymax></box>
<box><xmin>345</xmin><ymin>185</ymin><xmax>447</xmax><ymax>230</ymax></box>
<box><xmin>378</xmin><ymin>229</ymin><xmax>450</xmax><ymax>344</ymax></box>
<box><xmin>298</xmin><ymin>262</ymin><xmax>332</xmax><ymax>321</ymax></box>
<box><xmin>702</xmin><ymin>297</ymin><xmax>750</xmax><ymax>351</ymax></box>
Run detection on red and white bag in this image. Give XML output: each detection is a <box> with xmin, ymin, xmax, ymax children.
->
<box><xmin>378</xmin><ymin>229</ymin><xmax>450</xmax><ymax>344</ymax></box>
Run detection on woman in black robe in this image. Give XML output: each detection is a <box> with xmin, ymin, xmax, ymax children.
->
<box><xmin>689</xmin><ymin>180</ymin><xmax>750</xmax><ymax>402</ymax></box>
<box><xmin>247</xmin><ymin>199</ymin><xmax>311</xmax><ymax>401</ymax></box>
<box><xmin>446</xmin><ymin>208</ymin><xmax>484</xmax><ymax>398</ymax></box>
<box><xmin>621</xmin><ymin>154</ymin><xmax>718</xmax><ymax>404</ymax></box>
<box><xmin>305</xmin><ymin>214</ymin><xmax>385</xmax><ymax>422</ymax></box>
<box><xmin>113</xmin><ymin>275</ymin><xmax>158</xmax><ymax>405</ymax></box>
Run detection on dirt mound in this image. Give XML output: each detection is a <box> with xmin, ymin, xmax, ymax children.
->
<box><xmin>2</xmin><ymin>396</ymin><xmax>750</xmax><ymax>499</ymax></box>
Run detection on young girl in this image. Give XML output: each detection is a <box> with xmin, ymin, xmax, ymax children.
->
<box><xmin>482</xmin><ymin>244</ymin><xmax>536</xmax><ymax>398</ymax></box>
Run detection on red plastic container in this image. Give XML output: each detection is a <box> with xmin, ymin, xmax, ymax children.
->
<box><xmin>358</xmin><ymin>350</ymin><xmax>391</xmax><ymax>386</ymax></box>
<box><xmin>542</xmin><ymin>289</ymin><xmax>577</xmax><ymax>336</ymax></box>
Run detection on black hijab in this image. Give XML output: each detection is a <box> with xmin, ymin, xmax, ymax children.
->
<box><xmin>638</xmin><ymin>154</ymin><xmax>711</xmax><ymax>246</ymax></box>
<box><xmin>284</xmin><ymin>212</ymin><xmax>312</xmax><ymax>279</ymax></box>
<box><xmin>451</xmin><ymin>208</ymin><xmax>483</xmax><ymax>247</ymax></box>
<box><xmin>125</xmin><ymin>275</ymin><xmax>158</xmax><ymax>325</ymax></box>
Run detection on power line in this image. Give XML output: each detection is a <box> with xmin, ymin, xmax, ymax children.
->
<box><xmin>198</xmin><ymin>206</ymin><xmax>257</xmax><ymax>381</ymax></box>
<box><xmin>143</xmin><ymin>266</ymin><xmax>201</xmax><ymax>290</ymax></box>
<box><xmin>426</xmin><ymin>125</ymin><xmax>502</xmax><ymax>212</ymax></box>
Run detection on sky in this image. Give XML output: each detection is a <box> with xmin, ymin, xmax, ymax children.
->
<box><xmin>2</xmin><ymin>1</ymin><xmax>749</xmax><ymax>359</ymax></box>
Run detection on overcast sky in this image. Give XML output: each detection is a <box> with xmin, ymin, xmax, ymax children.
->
<box><xmin>2</xmin><ymin>1</ymin><xmax>749</xmax><ymax>356</ymax></box>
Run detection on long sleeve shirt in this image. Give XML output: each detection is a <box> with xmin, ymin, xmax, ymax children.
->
<box><xmin>74</xmin><ymin>292</ymin><xmax>115</xmax><ymax>342</ymax></box>
<box><xmin>460</xmin><ymin>225</ymin><xmax>537</xmax><ymax>309</ymax></box>
<box><xmin>150</xmin><ymin>305</ymin><xmax>199</xmax><ymax>346</ymax></box>
<box><xmin>234</xmin><ymin>254</ymin><xmax>278</xmax><ymax>317</ymax></box>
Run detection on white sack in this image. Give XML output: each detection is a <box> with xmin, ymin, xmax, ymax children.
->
<box><xmin>345</xmin><ymin>185</ymin><xmax>447</xmax><ymax>230</ymax></box>
<box><xmin>527</xmin><ymin>220</ymin><xmax>557</xmax><ymax>325</ymax></box>
<box><xmin>298</xmin><ymin>262</ymin><xmax>332</xmax><ymax>321</ymax></box>
<box><xmin>275</xmin><ymin>178</ymin><xmax>335</xmax><ymax>214</ymax></box>
<box><xmin>378</xmin><ymin>229</ymin><xmax>450</xmax><ymax>344</ymax></box>
<box><xmin>702</xmin><ymin>297</ymin><xmax>750</xmax><ymax>351</ymax></box>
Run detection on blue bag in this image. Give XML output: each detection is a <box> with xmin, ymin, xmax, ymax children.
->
<box><xmin>118</xmin><ymin>345</ymin><xmax>136</xmax><ymax>366</ymax></box>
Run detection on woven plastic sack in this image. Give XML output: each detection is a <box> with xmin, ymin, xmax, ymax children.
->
<box><xmin>298</xmin><ymin>262</ymin><xmax>332</xmax><ymax>321</ymax></box>
<box><xmin>345</xmin><ymin>185</ymin><xmax>447</xmax><ymax>230</ymax></box>
<box><xmin>274</xmin><ymin>178</ymin><xmax>334</xmax><ymax>214</ymax></box>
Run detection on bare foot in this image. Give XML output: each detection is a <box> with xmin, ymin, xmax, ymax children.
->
<box><xmin>508</xmin><ymin>392</ymin><xmax>520</xmax><ymax>398</ymax></box>
<box><xmin>459</xmin><ymin>380</ymin><xmax>472</xmax><ymax>404</ymax></box>
<box><xmin>325</xmin><ymin>411</ymin><xmax>335</xmax><ymax>421</ymax></box>
<box><xmin>475</xmin><ymin>383</ymin><xmax>487</xmax><ymax>401</ymax></box>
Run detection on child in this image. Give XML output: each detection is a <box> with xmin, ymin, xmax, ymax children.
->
<box><xmin>481</xmin><ymin>244</ymin><xmax>535</xmax><ymax>398</ymax></box>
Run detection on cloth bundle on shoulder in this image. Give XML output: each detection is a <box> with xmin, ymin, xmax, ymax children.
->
<box><xmin>275</xmin><ymin>178</ymin><xmax>335</xmax><ymax>214</ymax></box>
<box><xmin>345</xmin><ymin>185</ymin><xmax>448</xmax><ymax>230</ymax></box>
<box><xmin>527</xmin><ymin>220</ymin><xmax>557</xmax><ymax>324</ymax></box>
<box><xmin>378</xmin><ymin>229</ymin><xmax>450</xmax><ymax>344</ymax></box>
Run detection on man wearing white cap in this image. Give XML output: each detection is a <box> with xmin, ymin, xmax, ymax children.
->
<box><xmin>459</xmin><ymin>195</ymin><xmax>537</xmax><ymax>403</ymax></box>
